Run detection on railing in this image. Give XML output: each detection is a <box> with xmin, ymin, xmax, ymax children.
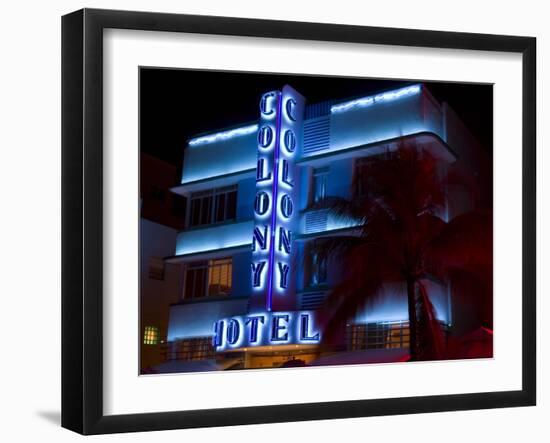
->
<box><xmin>346</xmin><ymin>320</ymin><xmax>450</xmax><ymax>351</ymax></box>
<box><xmin>161</xmin><ymin>337</ymin><xmax>215</xmax><ymax>361</ymax></box>
<box><xmin>347</xmin><ymin>321</ymin><xmax>411</xmax><ymax>350</ymax></box>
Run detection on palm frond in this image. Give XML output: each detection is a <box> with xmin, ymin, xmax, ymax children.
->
<box><xmin>310</xmin><ymin>138</ymin><xmax>492</xmax><ymax>360</ymax></box>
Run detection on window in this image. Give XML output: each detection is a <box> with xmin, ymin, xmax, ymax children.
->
<box><xmin>148</xmin><ymin>256</ymin><xmax>165</xmax><ymax>280</ymax></box>
<box><xmin>190</xmin><ymin>190</ymin><xmax>212</xmax><ymax>226</ymax></box>
<box><xmin>347</xmin><ymin>321</ymin><xmax>410</xmax><ymax>350</ymax></box>
<box><xmin>309</xmin><ymin>249</ymin><xmax>327</xmax><ymax>286</ymax></box>
<box><xmin>185</xmin><ymin>262</ymin><xmax>207</xmax><ymax>299</ymax></box>
<box><xmin>189</xmin><ymin>185</ymin><xmax>237</xmax><ymax>227</ymax></box>
<box><xmin>184</xmin><ymin>258</ymin><xmax>232</xmax><ymax>299</ymax></box>
<box><xmin>207</xmin><ymin>258</ymin><xmax>232</xmax><ymax>296</ymax></box>
<box><xmin>143</xmin><ymin>326</ymin><xmax>159</xmax><ymax>345</ymax></box>
<box><xmin>312</xmin><ymin>167</ymin><xmax>329</xmax><ymax>204</ymax></box>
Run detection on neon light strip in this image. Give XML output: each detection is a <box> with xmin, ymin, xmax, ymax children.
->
<box><xmin>330</xmin><ymin>84</ymin><xmax>421</xmax><ymax>114</ymax></box>
<box><xmin>266</xmin><ymin>93</ymin><xmax>283</xmax><ymax>312</ymax></box>
<box><xmin>188</xmin><ymin>124</ymin><xmax>258</xmax><ymax>146</ymax></box>
<box><xmin>175</xmin><ymin>220</ymin><xmax>254</xmax><ymax>256</ymax></box>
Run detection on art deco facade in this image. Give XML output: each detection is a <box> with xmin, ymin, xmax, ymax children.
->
<box><xmin>157</xmin><ymin>83</ymin><xmax>487</xmax><ymax>371</ymax></box>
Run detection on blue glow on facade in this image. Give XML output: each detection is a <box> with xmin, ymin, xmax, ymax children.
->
<box><xmin>331</xmin><ymin>84</ymin><xmax>421</xmax><ymax>114</ymax></box>
<box><xmin>354</xmin><ymin>282</ymin><xmax>450</xmax><ymax>325</ymax></box>
<box><xmin>325</xmin><ymin>214</ymin><xmax>364</xmax><ymax>232</ymax></box>
<box><xmin>300</xmin><ymin>210</ymin><xmax>364</xmax><ymax>236</ymax></box>
<box><xmin>168</xmin><ymin>82</ymin><xmax>458</xmax><ymax>362</ymax></box>
<box><xmin>175</xmin><ymin>220</ymin><xmax>253</xmax><ymax>256</ymax></box>
<box><xmin>167</xmin><ymin>298</ymin><xmax>250</xmax><ymax>342</ymax></box>
<box><xmin>357</xmin><ymin>301</ymin><xmax>409</xmax><ymax>324</ymax></box>
<box><xmin>188</xmin><ymin>124</ymin><xmax>259</xmax><ymax>146</ymax></box>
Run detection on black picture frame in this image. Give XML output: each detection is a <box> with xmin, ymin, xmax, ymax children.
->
<box><xmin>62</xmin><ymin>8</ymin><xmax>536</xmax><ymax>435</ymax></box>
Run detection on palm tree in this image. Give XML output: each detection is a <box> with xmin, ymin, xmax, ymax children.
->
<box><xmin>312</xmin><ymin>140</ymin><xmax>492</xmax><ymax>361</ymax></box>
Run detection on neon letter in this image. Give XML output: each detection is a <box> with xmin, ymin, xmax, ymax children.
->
<box><xmin>283</xmin><ymin>129</ymin><xmax>296</xmax><ymax>153</ymax></box>
<box><xmin>254</xmin><ymin>191</ymin><xmax>270</xmax><ymax>216</ymax></box>
<box><xmin>258</xmin><ymin>126</ymin><xmax>273</xmax><ymax>148</ymax></box>
<box><xmin>212</xmin><ymin>320</ymin><xmax>224</xmax><ymax>347</ymax></box>
<box><xmin>251</xmin><ymin>261</ymin><xmax>266</xmax><ymax>287</ymax></box>
<box><xmin>281</xmin><ymin>159</ymin><xmax>293</xmax><ymax>187</ymax></box>
<box><xmin>260</xmin><ymin>92</ymin><xmax>276</xmax><ymax>116</ymax></box>
<box><xmin>299</xmin><ymin>314</ymin><xmax>320</xmax><ymax>342</ymax></box>
<box><xmin>252</xmin><ymin>225</ymin><xmax>269</xmax><ymax>251</ymax></box>
<box><xmin>256</xmin><ymin>158</ymin><xmax>272</xmax><ymax>182</ymax></box>
<box><xmin>280</xmin><ymin>194</ymin><xmax>293</xmax><ymax>218</ymax></box>
<box><xmin>245</xmin><ymin>315</ymin><xmax>265</xmax><ymax>343</ymax></box>
<box><xmin>271</xmin><ymin>314</ymin><xmax>290</xmax><ymax>342</ymax></box>
<box><xmin>278</xmin><ymin>227</ymin><xmax>291</xmax><ymax>254</ymax></box>
<box><xmin>278</xmin><ymin>262</ymin><xmax>290</xmax><ymax>289</ymax></box>
<box><xmin>285</xmin><ymin>98</ymin><xmax>297</xmax><ymax>121</ymax></box>
<box><xmin>226</xmin><ymin>319</ymin><xmax>240</xmax><ymax>345</ymax></box>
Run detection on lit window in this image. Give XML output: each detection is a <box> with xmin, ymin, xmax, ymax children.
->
<box><xmin>184</xmin><ymin>258</ymin><xmax>232</xmax><ymax>299</ymax></box>
<box><xmin>207</xmin><ymin>258</ymin><xmax>232</xmax><ymax>296</ymax></box>
<box><xmin>143</xmin><ymin>326</ymin><xmax>159</xmax><ymax>345</ymax></box>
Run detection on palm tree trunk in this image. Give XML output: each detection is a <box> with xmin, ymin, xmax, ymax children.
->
<box><xmin>406</xmin><ymin>278</ymin><xmax>418</xmax><ymax>360</ymax></box>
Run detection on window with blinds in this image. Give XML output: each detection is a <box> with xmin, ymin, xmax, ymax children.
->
<box><xmin>189</xmin><ymin>185</ymin><xmax>237</xmax><ymax>227</ymax></box>
<box><xmin>143</xmin><ymin>326</ymin><xmax>160</xmax><ymax>345</ymax></box>
<box><xmin>184</xmin><ymin>258</ymin><xmax>232</xmax><ymax>299</ymax></box>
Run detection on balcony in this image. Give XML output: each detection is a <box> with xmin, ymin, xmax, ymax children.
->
<box><xmin>172</xmin><ymin>219</ymin><xmax>253</xmax><ymax>259</ymax></box>
<box><xmin>175</xmin><ymin>85</ymin><xmax>451</xmax><ymax>195</ymax></box>
<box><xmin>302</xmin><ymin>84</ymin><xmax>446</xmax><ymax>160</ymax></box>
<box><xmin>299</xmin><ymin>208</ymin><xmax>363</xmax><ymax>237</ymax></box>
<box><xmin>167</xmin><ymin>296</ymin><xmax>249</xmax><ymax>341</ymax></box>
<box><xmin>179</xmin><ymin>124</ymin><xmax>258</xmax><ymax>186</ymax></box>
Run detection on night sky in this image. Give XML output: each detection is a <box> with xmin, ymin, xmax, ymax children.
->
<box><xmin>139</xmin><ymin>68</ymin><xmax>493</xmax><ymax>171</ymax></box>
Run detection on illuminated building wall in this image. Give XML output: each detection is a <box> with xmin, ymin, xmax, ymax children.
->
<box><xmin>139</xmin><ymin>154</ymin><xmax>186</xmax><ymax>370</ymax></box>
<box><xmin>165</xmin><ymin>83</ymin><xmax>482</xmax><ymax>363</ymax></box>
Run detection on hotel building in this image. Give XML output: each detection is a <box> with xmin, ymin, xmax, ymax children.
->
<box><xmin>159</xmin><ymin>83</ymin><xmax>489</xmax><ymax>371</ymax></box>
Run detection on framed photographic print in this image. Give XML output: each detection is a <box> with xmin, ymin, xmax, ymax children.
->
<box><xmin>61</xmin><ymin>8</ymin><xmax>536</xmax><ymax>435</ymax></box>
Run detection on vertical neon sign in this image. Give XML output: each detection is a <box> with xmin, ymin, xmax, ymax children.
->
<box><xmin>251</xmin><ymin>90</ymin><xmax>278</xmax><ymax>311</ymax></box>
<box><xmin>251</xmin><ymin>85</ymin><xmax>305</xmax><ymax>312</ymax></box>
